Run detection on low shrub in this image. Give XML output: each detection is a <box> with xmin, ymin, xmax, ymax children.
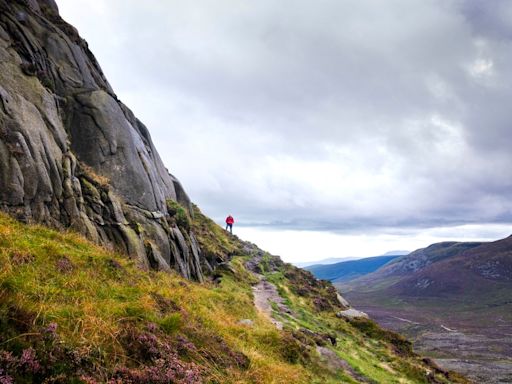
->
<box><xmin>166</xmin><ymin>200</ymin><xmax>191</xmax><ymax>232</ymax></box>
<box><xmin>159</xmin><ymin>313</ymin><xmax>182</xmax><ymax>334</ymax></box>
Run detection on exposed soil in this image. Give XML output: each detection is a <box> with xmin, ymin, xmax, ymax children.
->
<box><xmin>252</xmin><ymin>276</ymin><xmax>289</xmax><ymax>330</ymax></box>
<box><xmin>246</xmin><ymin>252</ymin><xmax>292</xmax><ymax>329</ymax></box>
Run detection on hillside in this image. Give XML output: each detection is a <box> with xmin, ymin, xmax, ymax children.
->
<box><xmin>306</xmin><ymin>255</ymin><xmax>399</xmax><ymax>283</ymax></box>
<box><xmin>341</xmin><ymin>238</ymin><xmax>512</xmax><ymax>383</ymax></box>
<box><xmin>364</xmin><ymin>242</ymin><xmax>482</xmax><ymax>280</ymax></box>
<box><xmin>0</xmin><ymin>211</ymin><xmax>469</xmax><ymax>383</ymax></box>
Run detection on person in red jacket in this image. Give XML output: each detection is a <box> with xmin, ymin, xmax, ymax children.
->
<box><xmin>225</xmin><ymin>215</ymin><xmax>234</xmax><ymax>234</ymax></box>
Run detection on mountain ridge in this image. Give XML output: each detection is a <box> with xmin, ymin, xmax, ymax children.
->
<box><xmin>306</xmin><ymin>255</ymin><xmax>400</xmax><ymax>283</ymax></box>
<box><xmin>294</xmin><ymin>257</ymin><xmax>353</xmax><ymax>268</ymax></box>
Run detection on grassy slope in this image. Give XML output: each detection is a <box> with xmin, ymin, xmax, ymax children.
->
<box><xmin>0</xmin><ymin>212</ymin><xmax>468</xmax><ymax>383</ymax></box>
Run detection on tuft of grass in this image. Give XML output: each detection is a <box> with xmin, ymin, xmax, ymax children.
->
<box><xmin>80</xmin><ymin>164</ymin><xmax>110</xmax><ymax>187</ymax></box>
<box><xmin>166</xmin><ymin>199</ymin><xmax>192</xmax><ymax>231</ymax></box>
<box><xmin>348</xmin><ymin>317</ymin><xmax>414</xmax><ymax>357</ymax></box>
<box><xmin>159</xmin><ymin>313</ymin><xmax>182</xmax><ymax>334</ymax></box>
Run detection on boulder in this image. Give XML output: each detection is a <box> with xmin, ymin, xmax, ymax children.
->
<box><xmin>336</xmin><ymin>309</ymin><xmax>369</xmax><ymax>319</ymax></box>
<box><xmin>336</xmin><ymin>293</ymin><xmax>350</xmax><ymax>308</ymax></box>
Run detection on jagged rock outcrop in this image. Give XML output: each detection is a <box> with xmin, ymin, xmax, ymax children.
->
<box><xmin>0</xmin><ymin>0</ymin><xmax>206</xmax><ymax>280</ymax></box>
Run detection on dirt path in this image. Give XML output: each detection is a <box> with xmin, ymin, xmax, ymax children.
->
<box><xmin>391</xmin><ymin>316</ymin><xmax>420</xmax><ymax>325</ymax></box>
<box><xmin>245</xmin><ymin>252</ymin><xmax>291</xmax><ymax>330</ymax></box>
<box><xmin>252</xmin><ymin>275</ymin><xmax>289</xmax><ymax>330</ymax></box>
<box><xmin>440</xmin><ymin>325</ymin><xmax>458</xmax><ymax>332</ymax></box>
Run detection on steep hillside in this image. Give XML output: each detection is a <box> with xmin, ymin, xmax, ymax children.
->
<box><xmin>342</xmin><ymin>238</ymin><xmax>512</xmax><ymax>383</ymax></box>
<box><xmin>306</xmin><ymin>255</ymin><xmax>399</xmax><ymax>283</ymax></box>
<box><xmin>0</xmin><ymin>212</ymin><xmax>469</xmax><ymax>383</ymax></box>
<box><xmin>0</xmin><ymin>0</ymin><xmax>212</xmax><ymax>280</ymax></box>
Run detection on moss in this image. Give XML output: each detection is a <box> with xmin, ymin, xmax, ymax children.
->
<box><xmin>166</xmin><ymin>199</ymin><xmax>191</xmax><ymax>232</ymax></box>
<box><xmin>79</xmin><ymin>177</ymin><xmax>101</xmax><ymax>201</ymax></box>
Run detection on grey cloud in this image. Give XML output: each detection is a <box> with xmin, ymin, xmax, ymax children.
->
<box><xmin>461</xmin><ymin>0</ymin><xmax>512</xmax><ymax>40</ymax></box>
<box><xmin>58</xmin><ymin>0</ymin><xmax>512</xmax><ymax>234</ymax></box>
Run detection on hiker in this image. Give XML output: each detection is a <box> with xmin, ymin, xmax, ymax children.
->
<box><xmin>225</xmin><ymin>215</ymin><xmax>234</xmax><ymax>234</ymax></box>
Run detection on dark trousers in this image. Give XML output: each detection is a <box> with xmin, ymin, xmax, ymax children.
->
<box><xmin>226</xmin><ymin>223</ymin><xmax>232</xmax><ymax>233</ymax></box>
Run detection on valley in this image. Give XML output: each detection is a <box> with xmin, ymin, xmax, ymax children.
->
<box><xmin>353</xmin><ymin>301</ymin><xmax>512</xmax><ymax>383</ymax></box>
<box><xmin>340</xmin><ymin>239</ymin><xmax>512</xmax><ymax>383</ymax></box>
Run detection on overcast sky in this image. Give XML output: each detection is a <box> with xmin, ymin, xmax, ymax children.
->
<box><xmin>57</xmin><ymin>0</ymin><xmax>512</xmax><ymax>263</ymax></box>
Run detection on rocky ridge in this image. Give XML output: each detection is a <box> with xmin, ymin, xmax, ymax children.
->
<box><xmin>0</xmin><ymin>0</ymin><xmax>213</xmax><ymax>280</ymax></box>
<box><xmin>375</xmin><ymin>242</ymin><xmax>483</xmax><ymax>277</ymax></box>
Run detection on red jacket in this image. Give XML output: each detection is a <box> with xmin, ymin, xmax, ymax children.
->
<box><xmin>226</xmin><ymin>216</ymin><xmax>234</xmax><ymax>225</ymax></box>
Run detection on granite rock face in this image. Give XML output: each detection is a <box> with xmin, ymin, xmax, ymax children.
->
<box><xmin>0</xmin><ymin>0</ymin><xmax>206</xmax><ymax>280</ymax></box>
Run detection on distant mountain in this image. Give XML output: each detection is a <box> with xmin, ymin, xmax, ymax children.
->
<box><xmin>295</xmin><ymin>250</ymin><xmax>409</xmax><ymax>268</ymax></box>
<box><xmin>349</xmin><ymin>241</ymin><xmax>483</xmax><ymax>286</ymax></box>
<box><xmin>305</xmin><ymin>255</ymin><xmax>400</xmax><ymax>282</ymax></box>
<box><xmin>293</xmin><ymin>257</ymin><xmax>353</xmax><ymax>268</ymax></box>
<box><xmin>341</xmin><ymin>237</ymin><xmax>512</xmax><ymax>383</ymax></box>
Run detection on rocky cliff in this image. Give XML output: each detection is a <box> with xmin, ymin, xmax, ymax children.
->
<box><xmin>0</xmin><ymin>0</ymin><xmax>211</xmax><ymax>280</ymax></box>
